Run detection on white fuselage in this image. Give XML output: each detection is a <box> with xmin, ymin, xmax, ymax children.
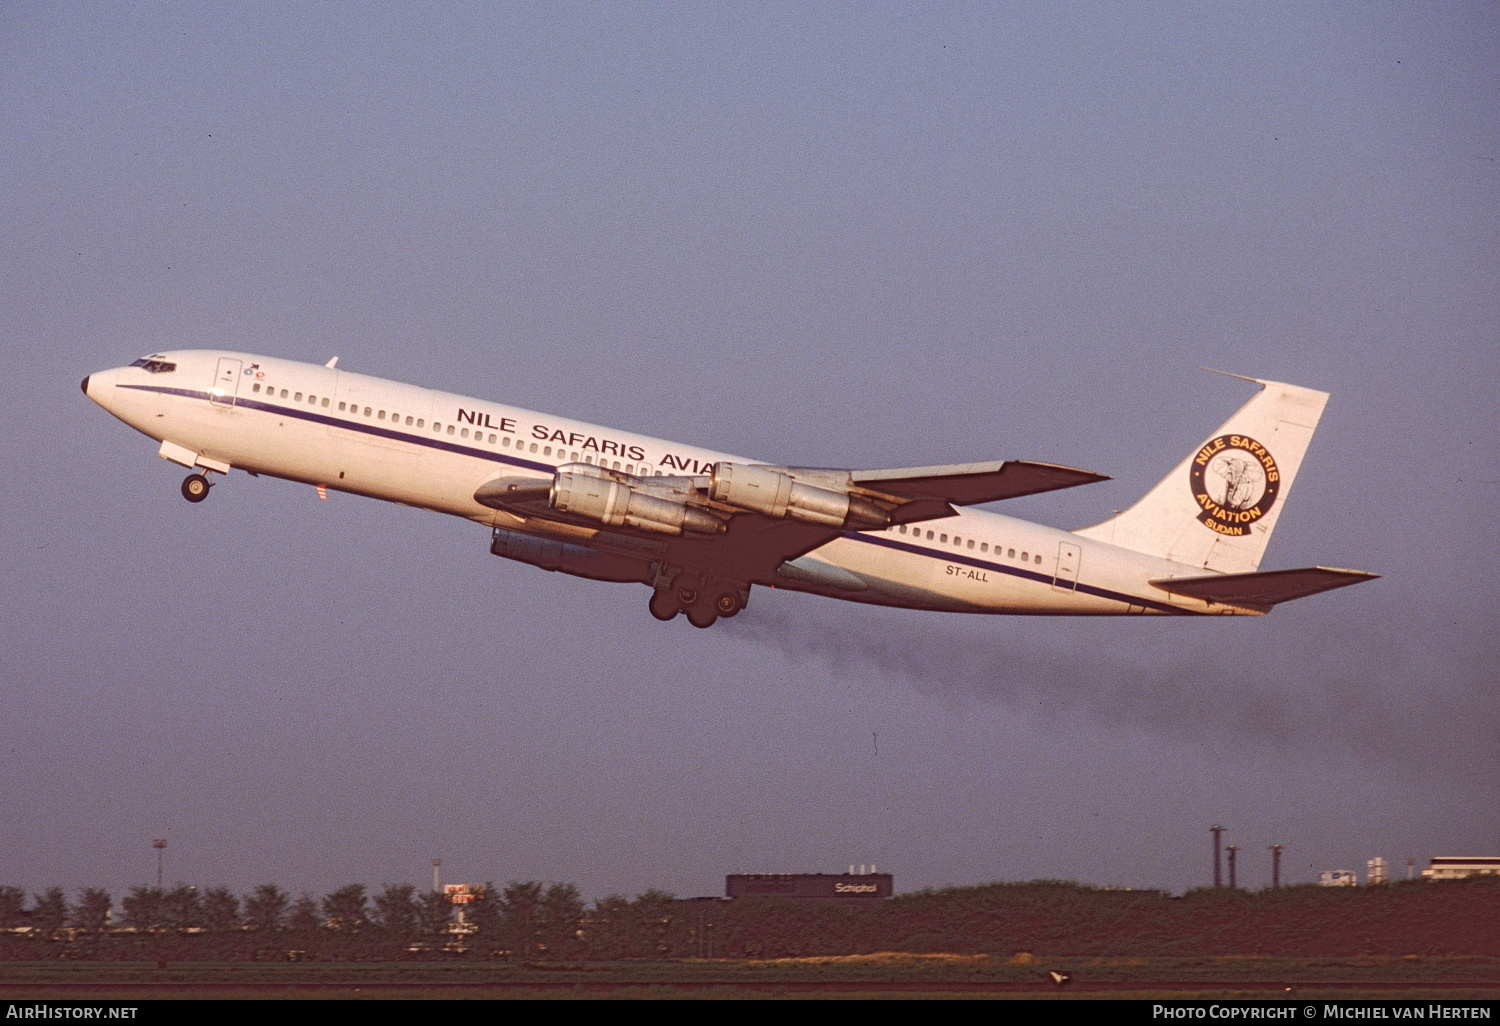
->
<box><xmin>84</xmin><ymin>351</ymin><xmax>1253</xmax><ymax>617</ymax></box>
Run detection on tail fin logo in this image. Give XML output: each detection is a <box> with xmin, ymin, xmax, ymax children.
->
<box><xmin>1189</xmin><ymin>435</ymin><xmax>1281</xmax><ymax>536</ymax></box>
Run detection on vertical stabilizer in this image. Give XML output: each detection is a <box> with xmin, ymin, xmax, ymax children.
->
<box><xmin>1073</xmin><ymin>375</ymin><xmax>1328</xmax><ymax>574</ymax></box>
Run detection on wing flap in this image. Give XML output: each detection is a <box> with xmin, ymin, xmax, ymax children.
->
<box><xmin>851</xmin><ymin>460</ymin><xmax>1109</xmax><ymax>505</ymax></box>
<box><xmin>1149</xmin><ymin>566</ymin><xmax>1379</xmax><ymax>607</ymax></box>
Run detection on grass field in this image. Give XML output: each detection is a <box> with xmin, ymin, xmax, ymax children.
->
<box><xmin>2</xmin><ymin>954</ymin><xmax>1496</xmax><ymax>999</ymax></box>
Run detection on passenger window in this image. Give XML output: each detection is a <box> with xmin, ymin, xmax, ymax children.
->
<box><xmin>967</xmin><ymin>539</ymin><xmax>975</xmax><ymax>549</ymax></box>
<box><xmin>980</xmin><ymin>542</ymin><xmax>988</xmax><ymax>552</ymax></box>
<box><xmin>543</xmin><ymin>445</ymin><xmax>551</xmax><ymax>456</ymax></box>
<box><xmin>364</xmin><ymin>407</ymin><xmax>372</xmax><ymax>417</ymax></box>
<box><xmin>1021</xmin><ymin>552</ymin><xmax>1028</xmax><ymax>561</ymax></box>
<box><xmin>252</xmin><ymin>383</ymin><xmax>260</xmax><ymax>393</ymax></box>
<box><xmin>1035</xmin><ymin>554</ymin><xmax>1043</xmax><ymax>564</ymax></box>
<box><xmin>280</xmin><ymin>389</ymin><xmax>289</xmax><ymax>398</ymax></box>
<box><xmin>1008</xmin><ymin>548</ymin><xmax>1015</xmax><ymax>558</ymax></box>
<box><xmin>940</xmin><ymin>534</ymin><xmax>948</xmax><ymax>543</ymax></box>
<box><xmin>926</xmin><ymin>530</ymin><xmax>934</xmax><ymax>540</ymax></box>
<box><xmin>584</xmin><ymin>454</ymin><xmax>593</xmax><ymax>463</ymax></box>
<box><xmin>529</xmin><ymin>442</ymin><xmax>537</xmax><ymax>453</ymax></box>
<box><xmin>488</xmin><ymin>434</ymin><xmax>496</xmax><ymax>443</ymax></box>
<box><xmin>309</xmin><ymin>395</ymin><xmax>317</xmax><ymax>404</ymax></box>
<box><xmin>447</xmin><ymin>425</ymin><xmax>456</xmax><ymax>435</ymax></box>
<box><xmin>625</xmin><ymin>465</ymin><xmax>634</xmax><ymax>475</ymax></box>
<box><xmin>295</xmin><ymin>392</ymin><xmax>303</xmax><ymax>401</ymax></box>
<box><xmin>405</xmin><ymin>416</ymin><xmax>413</xmax><ymax>426</ymax></box>
<box><xmin>572</xmin><ymin>452</ymin><xmax>580</xmax><ymax>462</ymax></box>
<box><xmin>417</xmin><ymin>419</ymin><xmax>424</xmax><ymax>428</ymax></box>
<box><xmin>460</xmin><ymin>428</ymin><xmax>468</xmax><ymax>437</ymax></box>
<box><xmin>321</xmin><ymin>397</ymin><xmax>329</xmax><ymax>407</ymax></box>
<box><xmin>380</xmin><ymin>411</ymin><xmax>387</xmax><ymax>421</ymax></box>
<box><xmin>613</xmin><ymin>461</ymin><xmax>621</xmax><ymax>470</ymax></box>
<box><xmin>338</xmin><ymin>401</ymin><xmax>346</xmax><ymax>411</ymax></box>
<box><xmin>502</xmin><ymin>436</ymin><xmax>510</xmax><ymax>447</ymax></box>
<box><xmin>898</xmin><ymin>525</ymin><xmax>907</xmax><ymax>534</ymax></box>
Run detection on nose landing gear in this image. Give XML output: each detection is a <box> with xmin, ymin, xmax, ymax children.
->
<box><xmin>181</xmin><ymin>473</ymin><xmax>212</xmax><ymax>503</ymax></box>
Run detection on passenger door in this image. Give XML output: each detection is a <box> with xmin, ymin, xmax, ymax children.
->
<box><xmin>210</xmin><ymin>357</ymin><xmax>242</xmax><ymax>408</ymax></box>
<box><xmin>1053</xmin><ymin>541</ymin><xmax>1081</xmax><ymax>591</ymax></box>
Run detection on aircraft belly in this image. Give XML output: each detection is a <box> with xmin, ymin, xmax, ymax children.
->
<box><xmin>417</xmin><ymin>449</ymin><xmax>527</xmax><ymax>519</ymax></box>
<box><xmin>220</xmin><ymin>406</ymin><xmax>342</xmax><ymax>485</ymax></box>
<box><xmin>809</xmin><ymin>535</ymin><xmax>1147</xmax><ymax>615</ymax></box>
<box><xmin>806</xmin><ymin>536</ymin><xmax>989</xmax><ymax>612</ymax></box>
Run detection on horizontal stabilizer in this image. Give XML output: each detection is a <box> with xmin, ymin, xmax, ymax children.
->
<box><xmin>852</xmin><ymin>460</ymin><xmax>1109</xmax><ymax>506</ymax></box>
<box><xmin>1150</xmin><ymin>566</ymin><xmax>1379</xmax><ymax>608</ymax></box>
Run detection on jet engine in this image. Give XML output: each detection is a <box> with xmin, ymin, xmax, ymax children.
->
<box><xmin>551</xmin><ymin>467</ymin><xmax>724</xmax><ymax>536</ymax></box>
<box><xmin>489</xmin><ymin>528</ymin><xmax>652</xmax><ymax>583</ymax></box>
<box><xmin>708</xmin><ymin>462</ymin><xmax>889</xmax><ymax>529</ymax></box>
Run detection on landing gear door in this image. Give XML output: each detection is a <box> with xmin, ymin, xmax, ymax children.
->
<box><xmin>1053</xmin><ymin>541</ymin><xmax>1081</xmax><ymax>591</ymax></box>
<box><xmin>210</xmin><ymin>357</ymin><xmax>242</xmax><ymax>407</ymax></box>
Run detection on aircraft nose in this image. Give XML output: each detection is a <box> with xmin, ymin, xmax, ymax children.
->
<box><xmin>80</xmin><ymin>375</ymin><xmax>90</xmax><ymax>396</ymax></box>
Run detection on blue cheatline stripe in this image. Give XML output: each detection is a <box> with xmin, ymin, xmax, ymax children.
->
<box><xmin>844</xmin><ymin>532</ymin><xmax>1201</xmax><ymax>615</ymax></box>
<box><xmin>121</xmin><ymin>382</ymin><xmax>1200</xmax><ymax>614</ymax></box>
<box><xmin>117</xmin><ymin>383</ymin><xmax>555</xmax><ymax>474</ymax></box>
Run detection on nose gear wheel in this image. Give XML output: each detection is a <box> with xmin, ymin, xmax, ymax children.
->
<box><xmin>181</xmin><ymin>473</ymin><xmax>211</xmax><ymax>503</ymax></box>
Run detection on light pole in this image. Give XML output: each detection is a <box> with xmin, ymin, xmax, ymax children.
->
<box><xmin>1269</xmin><ymin>844</ymin><xmax>1284</xmax><ymax>888</ymax></box>
<box><xmin>152</xmin><ymin>839</ymin><xmax>167</xmax><ymax>889</ymax></box>
<box><xmin>1210</xmin><ymin>825</ymin><xmax>1226</xmax><ymax>888</ymax></box>
<box><xmin>432</xmin><ymin>858</ymin><xmax>442</xmax><ymax>893</ymax></box>
<box><xmin>1226</xmin><ymin>845</ymin><xmax>1239</xmax><ymax>889</ymax></box>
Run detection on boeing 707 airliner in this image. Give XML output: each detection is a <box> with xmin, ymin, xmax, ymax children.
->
<box><xmin>82</xmin><ymin>353</ymin><xmax>1375</xmax><ymax>627</ymax></box>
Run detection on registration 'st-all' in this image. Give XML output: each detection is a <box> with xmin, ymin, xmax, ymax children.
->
<box><xmin>82</xmin><ymin>353</ymin><xmax>1376</xmax><ymax>627</ymax></box>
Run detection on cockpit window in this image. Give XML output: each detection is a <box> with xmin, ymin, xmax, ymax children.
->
<box><xmin>129</xmin><ymin>357</ymin><xmax>177</xmax><ymax>374</ymax></box>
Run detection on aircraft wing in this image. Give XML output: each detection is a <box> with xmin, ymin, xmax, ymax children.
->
<box><xmin>664</xmin><ymin>514</ymin><xmax>846</xmax><ymax>585</ymax></box>
<box><xmin>1149</xmin><ymin>566</ymin><xmax>1379</xmax><ymax>608</ymax></box>
<box><xmin>851</xmin><ymin>460</ymin><xmax>1109</xmax><ymax>505</ymax></box>
<box><xmin>474</xmin><ymin>457</ymin><xmax>1109</xmax><ymax>587</ymax></box>
<box><xmin>475</xmin><ymin>478</ymin><xmax>845</xmax><ymax>584</ymax></box>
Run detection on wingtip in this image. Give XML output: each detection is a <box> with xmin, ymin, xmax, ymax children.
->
<box><xmin>1315</xmin><ymin>566</ymin><xmax>1381</xmax><ymax>581</ymax></box>
<box><xmin>1200</xmin><ymin>367</ymin><xmax>1265</xmax><ymax>385</ymax></box>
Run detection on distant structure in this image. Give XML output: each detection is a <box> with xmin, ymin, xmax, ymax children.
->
<box><xmin>1226</xmin><ymin>845</ymin><xmax>1239</xmax><ymax>889</ymax></box>
<box><xmin>1319</xmin><ymin>870</ymin><xmax>1358</xmax><ymax>887</ymax></box>
<box><xmin>1268</xmin><ymin>844</ymin><xmax>1285</xmax><ymax>888</ymax></box>
<box><xmin>1366</xmin><ymin>857</ymin><xmax>1387</xmax><ymax>885</ymax></box>
<box><xmin>726</xmin><ymin>869</ymin><xmax>892</xmax><ymax>902</ymax></box>
<box><xmin>151</xmin><ymin>839</ymin><xmax>167</xmax><ymax>889</ymax></box>
<box><xmin>445</xmin><ymin>883</ymin><xmax>479</xmax><ymax>929</ymax></box>
<box><xmin>432</xmin><ymin>858</ymin><xmax>442</xmax><ymax>893</ymax></box>
<box><xmin>1210</xmin><ymin>825</ymin><xmax>1226</xmax><ymax>888</ymax></box>
<box><xmin>1422</xmin><ymin>856</ymin><xmax>1500</xmax><ymax>881</ymax></box>
<box><xmin>444</xmin><ymin>884</ymin><xmax>477</xmax><ymax>905</ymax></box>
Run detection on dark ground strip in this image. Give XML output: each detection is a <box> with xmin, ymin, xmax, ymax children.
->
<box><xmin>5</xmin><ymin>981</ymin><xmax>1499</xmax><ymax>993</ymax></box>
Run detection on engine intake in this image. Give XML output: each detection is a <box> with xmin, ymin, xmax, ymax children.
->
<box><xmin>709</xmin><ymin>463</ymin><xmax>888</xmax><ymax>529</ymax></box>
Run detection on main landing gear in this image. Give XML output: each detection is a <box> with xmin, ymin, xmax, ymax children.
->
<box><xmin>181</xmin><ymin>473</ymin><xmax>212</xmax><ymax>503</ymax></box>
<box><xmin>649</xmin><ymin>573</ymin><xmax>748</xmax><ymax>628</ymax></box>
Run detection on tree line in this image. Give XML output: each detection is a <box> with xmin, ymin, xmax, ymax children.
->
<box><xmin>2</xmin><ymin>878</ymin><xmax>1496</xmax><ymax>960</ymax></box>
<box><xmin>0</xmin><ymin>880</ymin><xmax>675</xmax><ymax>959</ymax></box>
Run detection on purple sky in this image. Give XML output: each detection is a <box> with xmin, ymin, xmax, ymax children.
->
<box><xmin>3</xmin><ymin>2</ymin><xmax>1496</xmax><ymax>902</ymax></box>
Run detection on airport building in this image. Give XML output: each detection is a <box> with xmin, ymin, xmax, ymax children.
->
<box><xmin>1422</xmin><ymin>856</ymin><xmax>1500</xmax><ymax>881</ymax></box>
<box><xmin>725</xmin><ymin>871</ymin><xmax>892</xmax><ymax>902</ymax></box>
